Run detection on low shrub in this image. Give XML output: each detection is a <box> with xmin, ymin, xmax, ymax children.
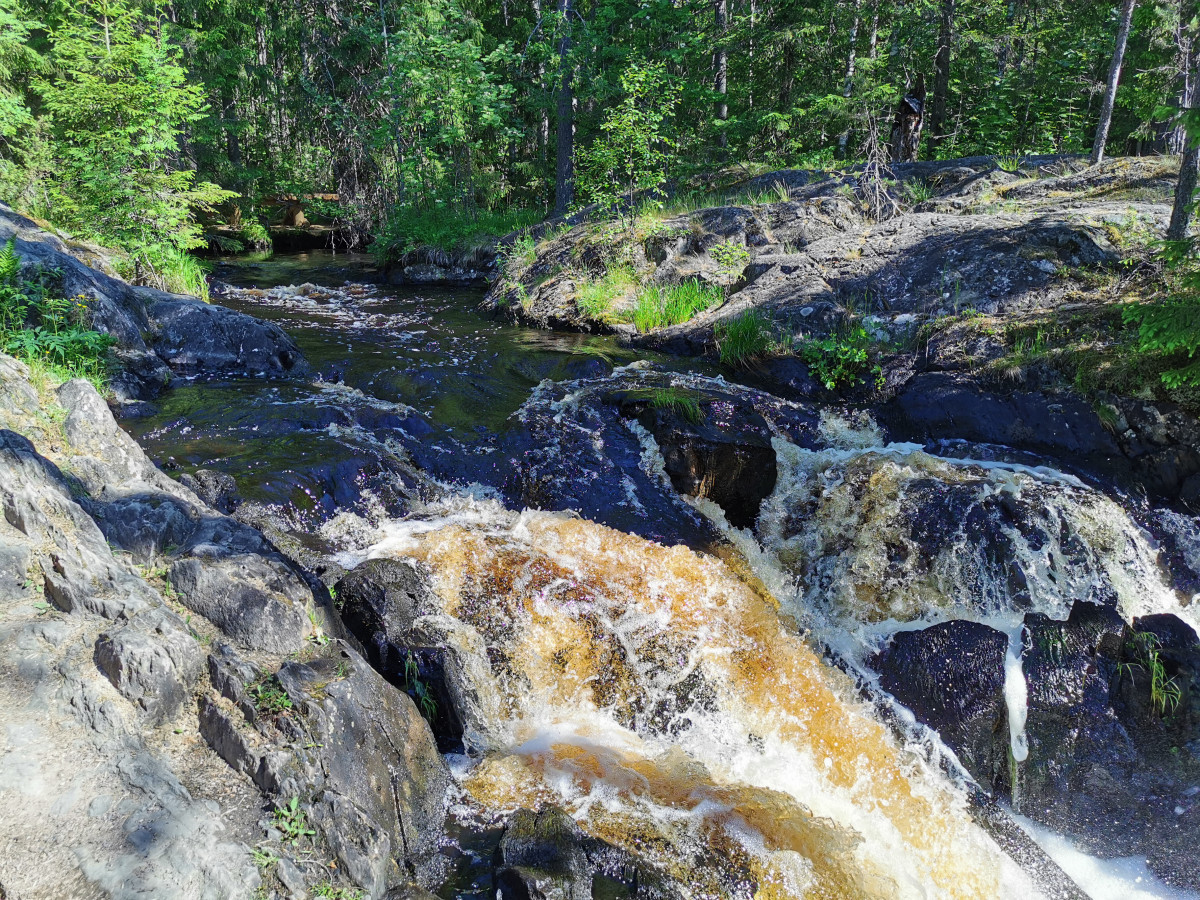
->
<box><xmin>0</xmin><ymin>238</ymin><xmax>115</xmax><ymax>387</ymax></box>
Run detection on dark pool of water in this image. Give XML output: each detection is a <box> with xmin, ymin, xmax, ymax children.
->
<box><xmin>124</xmin><ymin>251</ymin><xmax>707</xmax><ymax>520</ymax></box>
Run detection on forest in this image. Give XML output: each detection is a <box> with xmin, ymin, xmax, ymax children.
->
<box><xmin>0</xmin><ymin>0</ymin><xmax>1196</xmax><ymax>272</ymax></box>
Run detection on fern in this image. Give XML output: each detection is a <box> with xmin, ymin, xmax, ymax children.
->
<box><xmin>0</xmin><ymin>238</ymin><xmax>19</xmax><ymax>282</ymax></box>
<box><xmin>1126</xmin><ymin>239</ymin><xmax>1200</xmax><ymax>388</ymax></box>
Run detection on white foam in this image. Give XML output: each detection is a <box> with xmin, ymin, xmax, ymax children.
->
<box><xmin>1003</xmin><ymin>624</ymin><xmax>1030</xmax><ymax>764</ymax></box>
<box><xmin>1010</xmin><ymin>811</ymin><xmax>1200</xmax><ymax>900</ymax></box>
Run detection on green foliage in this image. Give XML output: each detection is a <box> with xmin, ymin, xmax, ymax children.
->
<box><xmin>1123</xmin><ymin>632</ymin><xmax>1182</xmax><ymax>717</ymax></box>
<box><xmin>575</xmin><ymin>264</ymin><xmax>636</xmax><ymax>320</ymax></box>
<box><xmin>273</xmin><ymin>797</ymin><xmax>316</xmax><ymax>847</ymax></box>
<box><xmin>403</xmin><ymin>651</ymin><xmax>437</xmax><ymax>721</ymax></box>
<box><xmin>251</xmin><ymin>848</ymin><xmax>278</xmax><ymax>871</ymax></box>
<box><xmin>28</xmin><ymin>2</ymin><xmax>233</xmax><ymax>296</ymax></box>
<box><xmin>798</xmin><ymin>323</ymin><xmax>883</xmax><ymax>390</ymax></box>
<box><xmin>313</xmin><ymin>886</ymin><xmax>364</xmax><ymax>900</ymax></box>
<box><xmin>1124</xmin><ymin>255</ymin><xmax>1200</xmax><ymax>390</ymax></box>
<box><xmin>249</xmin><ymin>677</ymin><xmax>294</xmax><ymax>717</ymax></box>
<box><xmin>648</xmin><ymin>386</ymin><xmax>703</xmax><ymax>424</ymax></box>
<box><xmin>995</xmin><ymin>155</ymin><xmax>1023</xmax><ymax>174</ymax></box>
<box><xmin>631</xmin><ymin>281</ymin><xmax>723</xmax><ymax>332</ymax></box>
<box><xmin>710</xmin><ymin>240</ymin><xmax>750</xmax><ymax>283</ymax></box>
<box><xmin>715</xmin><ymin>311</ymin><xmax>774</xmax><ymax>366</ymax></box>
<box><xmin>577</xmin><ymin>61</ymin><xmax>681</xmax><ymax>220</ymax></box>
<box><xmin>373</xmin><ymin>206</ymin><xmax>540</xmax><ymax>260</ymax></box>
<box><xmin>0</xmin><ymin>240</ymin><xmax>115</xmax><ymax>386</ymax></box>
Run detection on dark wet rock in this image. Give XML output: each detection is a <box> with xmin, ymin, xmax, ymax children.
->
<box><xmin>1018</xmin><ymin>600</ymin><xmax>1200</xmax><ymax>889</ymax></box>
<box><xmin>883</xmin><ymin>373</ymin><xmax>1121</xmax><ymax>461</ymax></box>
<box><xmin>109</xmin><ymin>349</ymin><xmax>173</xmax><ymax>403</ymax></box>
<box><xmin>149</xmin><ymin>297</ymin><xmax>307</xmax><ymax>376</ymax></box>
<box><xmin>472</xmin><ymin>366</ymin><xmax>818</xmax><ymax>549</ymax></box>
<box><xmin>94</xmin><ymin>608</ymin><xmax>203</xmax><ymax>724</ymax></box>
<box><xmin>179</xmin><ymin>469</ymin><xmax>241</xmax><ymax>514</ymax></box>
<box><xmin>494</xmin><ymin>807</ymin><xmax>684</xmax><ymax>900</ymax></box>
<box><xmin>871</xmin><ymin>620</ymin><xmax>1010</xmax><ymax>783</ymax></box>
<box><xmin>495</xmin><ymin>807</ymin><xmax>591</xmax><ymax>900</ymax></box>
<box><xmin>1133</xmin><ymin>613</ymin><xmax>1199</xmax><ymax>651</ymax></box>
<box><xmin>336</xmin><ymin>558</ymin><xmax>497</xmax><ymax>753</ymax></box>
<box><xmin>614</xmin><ymin>387</ymin><xmax>778</xmax><ymax>528</ymax></box>
<box><xmin>93</xmin><ymin>494</ymin><xmax>200</xmax><ymax>563</ymax></box>
<box><xmin>200</xmin><ymin>644</ymin><xmax>450</xmax><ymax>895</ymax></box>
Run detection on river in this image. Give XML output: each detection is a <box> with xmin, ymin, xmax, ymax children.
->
<box><xmin>125</xmin><ymin>251</ymin><xmax>1199</xmax><ymax>900</ymax></box>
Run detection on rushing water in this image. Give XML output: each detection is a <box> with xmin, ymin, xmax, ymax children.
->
<box><xmin>126</xmin><ymin>252</ymin><xmax>1198</xmax><ymax>899</ymax></box>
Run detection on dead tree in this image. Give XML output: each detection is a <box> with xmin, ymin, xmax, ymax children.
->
<box><xmin>889</xmin><ymin>75</ymin><xmax>926</xmax><ymax>162</ymax></box>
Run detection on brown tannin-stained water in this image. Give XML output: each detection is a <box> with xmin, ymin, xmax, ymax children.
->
<box><xmin>346</xmin><ymin>502</ymin><xmax>1034</xmax><ymax>900</ymax></box>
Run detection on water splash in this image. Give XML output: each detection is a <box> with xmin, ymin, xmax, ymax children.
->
<box><xmin>360</xmin><ymin>503</ymin><xmax>1038</xmax><ymax>899</ymax></box>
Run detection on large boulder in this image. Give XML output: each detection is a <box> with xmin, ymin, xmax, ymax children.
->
<box><xmin>336</xmin><ymin>557</ymin><xmax>501</xmax><ymax>753</ymax></box>
<box><xmin>0</xmin><ymin>203</ymin><xmax>308</xmax><ymax>389</ymax></box>
<box><xmin>871</xmin><ymin>620</ymin><xmax>1011</xmax><ymax>785</ymax></box>
<box><xmin>199</xmin><ymin>643</ymin><xmax>450</xmax><ymax>894</ymax></box>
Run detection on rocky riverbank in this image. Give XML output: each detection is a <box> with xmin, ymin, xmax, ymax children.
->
<box><xmin>2</xmin><ymin>160</ymin><xmax>1200</xmax><ymax>899</ymax></box>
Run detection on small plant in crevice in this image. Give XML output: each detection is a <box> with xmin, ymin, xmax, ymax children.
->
<box><xmin>626</xmin><ymin>386</ymin><xmax>704</xmax><ymax>424</ymax></box>
<box><xmin>1121</xmin><ymin>632</ymin><xmax>1182</xmax><ymax>717</ymax></box>
<box><xmin>710</xmin><ymin>239</ymin><xmax>751</xmax><ymax>284</ymax></box>
<box><xmin>252</xmin><ymin>847</ymin><xmax>278</xmax><ymax>871</ymax></box>
<box><xmin>273</xmin><ymin>797</ymin><xmax>316</xmax><ymax>847</ymax></box>
<box><xmin>715</xmin><ymin>311</ymin><xmax>774</xmax><ymax>366</ymax></box>
<box><xmin>798</xmin><ymin>322</ymin><xmax>884</xmax><ymax>391</ymax></box>
<box><xmin>403</xmin><ymin>651</ymin><xmax>437</xmax><ymax>722</ymax></box>
<box><xmin>249</xmin><ymin>677</ymin><xmax>294</xmax><ymax>718</ymax></box>
<box><xmin>313</xmin><ymin>884</ymin><xmax>364</xmax><ymax>900</ymax></box>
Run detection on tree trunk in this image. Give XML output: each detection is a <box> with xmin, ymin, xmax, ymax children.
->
<box><xmin>868</xmin><ymin>0</ymin><xmax>880</xmax><ymax>60</ymax></box>
<box><xmin>1170</xmin><ymin>0</ymin><xmax>1196</xmax><ymax>154</ymax></box>
<box><xmin>223</xmin><ymin>88</ymin><xmax>242</xmax><ymax>168</ymax></box>
<box><xmin>837</xmin><ymin>0</ymin><xmax>863</xmax><ymax>158</ymax></box>
<box><xmin>552</xmin><ymin>0</ymin><xmax>575</xmax><ymax>217</ymax></box>
<box><xmin>929</xmin><ymin>0</ymin><xmax>955</xmax><ymax>153</ymax></box>
<box><xmin>1170</xmin><ymin>21</ymin><xmax>1200</xmax><ymax>239</ymax></box>
<box><xmin>714</xmin><ymin>0</ymin><xmax>728</xmax><ymax>150</ymax></box>
<box><xmin>1091</xmin><ymin>0</ymin><xmax>1138</xmax><ymax>166</ymax></box>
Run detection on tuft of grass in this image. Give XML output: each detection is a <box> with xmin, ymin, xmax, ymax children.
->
<box><xmin>501</xmin><ymin>232</ymin><xmax>537</xmax><ymax>274</ymax></box>
<box><xmin>646</xmin><ymin>386</ymin><xmax>703</xmax><ymax>424</ymax></box>
<box><xmin>996</xmin><ymin>154</ymin><xmax>1024</xmax><ymax>174</ymax></box>
<box><xmin>630</xmin><ymin>281</ymin><xmax>724</xmax><ymax>332</ymax></box>
<box><xmin>715</xmin><ymin>311</ymin><xmax>774</xmax><ymax>366</ymax></box>
<box><xmin>575</xmin><ymin>264</ymin><xmax>638</xmax><ymax>320</ymax></box>
<box><xmin>249</xmin><ymin>677</ymin><xmax>293</xmax><ymax>717</ymax></box>
<box><xmin>1122</xmin><ymin>632</ymin><xmax>1182</xmax><ymax>717</ymax></box>
<box><xmin>902</xmin><ymin>179</ymin><xmax>936</xmax><ymax>206</ymax></box>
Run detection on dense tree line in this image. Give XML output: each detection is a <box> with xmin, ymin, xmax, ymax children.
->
<box><xmin>0</xmin><ymin>0</ymin><xmax>1197</xmax><ymax>265</ymax></box>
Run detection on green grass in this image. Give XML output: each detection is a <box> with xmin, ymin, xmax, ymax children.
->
<box><xmin>371</xmin><ymin>204</ymin><xmax>542</xmax><ymax>260</ymax></box>
<box><xmin>647</xmin><ymin>386</ymin><xmax>703</xmax><ymax>423</ymax></box>
<box><xmin>715</xmin><ymin>311</ymin><xmax>774</xmax><ymax>366</ymax></box>
<box><xmin>996</xmin><ymin>154</ymin><xmax>1024</xmax><ymax>173</ymax></box>
<box><xmin>575</xmin><ymin>264</ymin><xmax>638</xmax><ymax>320</ymax></box>
<box><xmin>0</xmin><ymin>241</ymin><xmax>116</xmax><ymax>388</ymax></box>
<box><xmin>630</xmin><ymin>281</ymin><xmax>724</xmax><ymax>332</ymax></box>
<box><xmin>902</xmin><ymin>179</ymin><xmax>936</xmax><ymax>205</ymax></box>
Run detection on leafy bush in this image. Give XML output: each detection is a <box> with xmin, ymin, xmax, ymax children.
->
<box><xmin>1124</xmin><ymin>295</ymin><xmax>1200</xmax><ymax>389</ymax></box>
<box><xmin>715</xmin><ymin>311</ymin><xmax>774</xmax><ymax>366</ymax></box>
<box><xmin>798</xmin><ymin>323</ymin><xmax>883</xmax><ymax>390</ymax></box>
<box><xmin>631</xmin><ymin>281</ymin><xmax>724</xmax><ymax>332</ymax></box>
<box><xmin>0</xmin><ymin>239</ymin><xmax>114</xmax><ymax>386</ymax></box>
